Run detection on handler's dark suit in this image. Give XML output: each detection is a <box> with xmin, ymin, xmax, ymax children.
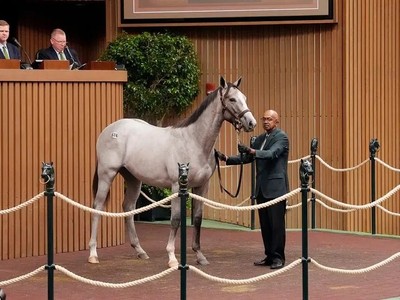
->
<box><xmin>226</xmin><ymin>127</ymin><xmax>289</xmax><ymax>262</ymax></box>
<box><xmin>36</xmin><ymin>46</ymin><xmax>81</xmax><ymax>68</ymax></box>
<box><xmin>0</xmin><ymin>42</ymin><xmax>21</xmax><ymax>59</ymax></box>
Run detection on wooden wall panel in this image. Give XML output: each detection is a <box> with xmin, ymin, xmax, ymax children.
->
<box><xmin>0</xmin><ymin>71</ymin><xmax>126</xmax><ymax>260</ymax></box>
<box><xmin>344</xmin><ymin>0</ymin><xmax>400</xmax><ymax>235</ymax></box>
<box><xmin>156</xmin><ymin>0</ymin><xmax>398</xmax><ymax>236</ymax></box>
<box><xmin>164</xmin><ymin>21</ymin><xmax>345</xmax><ymax>232</ymax></box>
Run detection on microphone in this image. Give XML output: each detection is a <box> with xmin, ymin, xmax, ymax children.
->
<box><xmin>11</xmin><ymin>37</ymin><xmax>33</xmax><ymax>67</ymax></box>
<box><xmin>65</xmin><ymin>44</ymin><xmax>79</xmax><ymax>69</ymax></box>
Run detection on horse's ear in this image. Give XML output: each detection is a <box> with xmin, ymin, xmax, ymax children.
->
<box><xmin>220</xmin><ymin>76</ymin><xmax>227</xmax><ymax>88</ymax></box>
<box><xmin>233</xmin><ymin>77</ymin><xmax>242</xmax><ymax>88</ymax></box>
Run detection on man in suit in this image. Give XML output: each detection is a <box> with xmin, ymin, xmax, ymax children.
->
<box><xmin>0</xmin><ymin>20</ymin><xmax>21</xmax><ymax>60</ymax></box>
<box><xmin>36</xmin><ymin>28</ymin><xmax>81</xmax><ymax>69</ymax></box>
<box><xmin>216</xmin><ymin>109</ymin><xmax>289</xmax><ymax>269</ymax></box>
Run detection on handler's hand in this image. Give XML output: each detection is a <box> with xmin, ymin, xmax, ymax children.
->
<box><xmin>238</xmin><ymin>143</ymin><xmax>251</xmax><ymax>154</ymax></box>
<box><xmin>214</xmin><ymin>149</ymin><xmax>227</xmax><ymax>161</ymax></box>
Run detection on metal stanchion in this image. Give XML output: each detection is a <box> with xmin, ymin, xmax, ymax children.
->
<box><xmin>41</xmin><ymin>162</ymin><xmax>55</xmax><ymax>300</ymax></box>
<box><xmin>310</xmin><ymin>138</ymin><xmax>318</xmax><ymax>229</ymax></box>
<box><xmin>300</xmin><ymin>159</ymin><xmax>313</xmax><ymax>300</ymax></box>
<box><xmin>178</xmin><ymin>163</ymin><xmax>189</xmax><ymax>300</ymax></box>
<box><xmin>369</xmin><ymin>138</ymin><xmax>380</xmax><ymax>235</ymax></box>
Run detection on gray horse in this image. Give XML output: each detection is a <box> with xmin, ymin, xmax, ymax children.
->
<box><xmin>88</xmin><ymin>77</ymin><xmax>256</xmax><ymax>267</ymax></box>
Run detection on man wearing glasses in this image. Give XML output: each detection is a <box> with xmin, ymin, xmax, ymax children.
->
<box><xmin>36</xmin><ymin>28</ymin><xmax>81</xmax><ymax>69</ymax></box>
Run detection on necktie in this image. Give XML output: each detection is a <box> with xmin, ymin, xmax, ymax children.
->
<box><xmin>59</xmin><ymin>51</ymin><xmax>66</xmax><ymax>60</ymax></box>
<box><xmin>259</xmin><ymin>133</ymin><xmax>269</xmax><ymax>150</ymax></box>
<box><xmin>2</xmin><ymin>46</ymin><xmax>10</xmax><ymax>59</ymax></box>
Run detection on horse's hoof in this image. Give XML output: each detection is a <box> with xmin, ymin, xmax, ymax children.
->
<box><xmin>137</xmin><ymin>252</ymin><xmax>149</xmax><ymax>260</ymax></box>
<box><xmin>197</xmin><ymin>258</ymin><xmax>210</xmax><ymax>266</ymax></box>
<box><xmin>168</xmin><ymin>259</ymin><xmax>179</xmax><ymax>268</ymax></box>
<box><xmin>88</xmin><ymin>256</ymin><xmax>99</xmax><ymax>264</ymax></box>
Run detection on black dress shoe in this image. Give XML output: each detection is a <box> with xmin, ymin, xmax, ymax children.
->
<box><xmin>270</xmin><ymin>258</ymin><xmax>284</xmax><ymax>269</ymax></box>
<box><xmin>253</xmin><ymin>257</ymin><xmax>272</xmax><ymax>266</ymax></box>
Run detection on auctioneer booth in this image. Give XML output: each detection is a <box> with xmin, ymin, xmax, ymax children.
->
<box><xmin>0</xmin><ymin>61</ymin><xmax>126</xmax><ymax>260</ymax></box>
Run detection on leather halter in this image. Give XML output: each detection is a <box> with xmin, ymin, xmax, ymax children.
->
<box><xmin>214</xmin><ymin>84</ymin><xmax>251</xmax><ymax>197</ymax></box>
<box><xmin>219</xmin><ymin>86</ymin><xmax>250</xmax><ymax>131</ymax></box>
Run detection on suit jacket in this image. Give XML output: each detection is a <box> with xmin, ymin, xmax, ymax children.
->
<box><xmin>226</xmin><ymin>128</ymin><xmax>290</xmax><ymax>199</ymax></box>
<box><xmin>0</xmin><ymin>42</ymin><xmax>21</xmax><ymax>59</ymax></box>
<box><xmin>36</xmin><ymin>46</ymin><xmax>81</xmax><ymax>67</ymax></box>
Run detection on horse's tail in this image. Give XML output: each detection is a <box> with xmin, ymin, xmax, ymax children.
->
<box><xmin>92</xmin><ymin>162</ymin><xmax>99</xmax><ymax>199</ymax></box>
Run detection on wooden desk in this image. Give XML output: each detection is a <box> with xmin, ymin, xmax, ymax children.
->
<box><xmin>0</xmin><ymin>69</ymin><xmax>127</xmax><ymax>260</ymax></box>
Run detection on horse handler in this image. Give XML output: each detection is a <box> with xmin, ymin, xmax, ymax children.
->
<box><xmin>215</xmin><ymin>109</ymin><xmax>290</xmax><ymax>270</ymax></box>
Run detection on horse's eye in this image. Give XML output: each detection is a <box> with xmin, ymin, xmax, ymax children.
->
<box><xmin>229</xmin><ymin>98</ymin><xmax>236</xmax><ymax>102</ymax></box>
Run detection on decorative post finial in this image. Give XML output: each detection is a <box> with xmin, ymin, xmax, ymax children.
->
<box><xmin>369</xmin><ymin>138</ymin><xmax>380</xmax><ymax>158</ymax></box>
<box><xmin>299</xmin><ymin>159</ymin><xmax>313</xmax><ymax>187</ymax></box>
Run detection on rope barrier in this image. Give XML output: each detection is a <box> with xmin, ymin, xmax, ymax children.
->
<box><xmin>315</xmin><ymin>155</ymin><xmax>369</xmax><ymax>172</ymax></box>
<box><xmin>0</xmin><ymin>266</ymin><xmax>45</xmax><ymax>285</ymax></box>
<box><xmin>188</xmin><ymin>259</ymin><xmax>302</xmax><ymax>284</ymax></box>
<box><xmin>1</xmin><ymin>152</ymin><xmax>400</xmax><ymax>299</ymax></box>
<box><xmin>55</xmin><ymin>265</ymin><xmax>177</xmax><ymax>288</ymax></box>
<box><xmin>310</xmin><ymin>252</ymin><xmax>400</xmax><ymax>274</ymax></box>
<box><xmin>0</xmin><ymin>192</ymin><xmax>44</xmax><ymax>215</ymax></box>
<box><xmin>1</xmin><ymin>252</ymin><xmax>398</xmax><ymax>289</ymax></box>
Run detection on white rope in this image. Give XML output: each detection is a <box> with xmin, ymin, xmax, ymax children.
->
<box><xmin>310</xmin><ymin>185</ymin><xmax>400</xmax><ymax>210</ymax></box>
<box><xmin>189</xmin><ymin>188</ymin><xmax>301</xmax><ymax>212</ymax></box>
<box><xmin>315</xmin><ymin>155</ymin><xmax>369</xmax><ymax>172</ymax></box>
<box><xmin>139</xmin><ymin>191</ymin><xmax>173</xmax><ymax>208</ymax></box>
<box><xmin>314</xmin><ymin>198</ymin><xmax>356</xmax><ymax>213</ymax></box>
<box><xmin>377</xmin><ymin>204</ymin><xmax>400</xmax><ymax>217</ymax></box>
<box><xmin>55</xmin><ymin>265</ymin><xmax>177</xmax><ymax>288</ymax></box>
<box><xmin>0</xmin><ymin>192</ymin><xmax>44</xmax><ymax>215</ymax></box>
<box><xmin>189</xmin><ymin>259</ymin><xmax>302</xmax><ymax>284</ymax></box>
<box><xmin>0</xmin><ymin>266</ymin><xmax>45</xmax><ymax>285</ymax></box>
<box><xmin>203</xmin><ymin>196</ymin><xmax>251</xmax><ymax>210</ymax></box>
<box><xmin>375</xmin><ymin>158</ymin><xmax>400</xmax><ymax>172</ymax></box>
<box><xmin>54</xmin><ymin>192</ymin><xmax>177</xmax><ymax>218</ymax></box>
<box><xmin>310</xmin><ymin>252</ymin><xmax>400</xmax><ymax>274</ymax></box>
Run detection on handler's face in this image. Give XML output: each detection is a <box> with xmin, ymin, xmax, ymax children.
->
<box><xmin>261</xmin><ymin>110</ymin><xmax>279</xmax><ymax>133</ymax></box>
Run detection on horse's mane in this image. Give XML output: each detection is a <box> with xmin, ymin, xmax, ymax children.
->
<box><xmin>173</xmin><ymin>87</ymin><xmax>221</xmax><ymax>128</ymax></box>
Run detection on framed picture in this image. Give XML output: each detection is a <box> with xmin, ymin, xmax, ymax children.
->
<box><xmin>120</xmin><ymin>0</ymin><xmax>335</xmax><ymax>27</ymax></box>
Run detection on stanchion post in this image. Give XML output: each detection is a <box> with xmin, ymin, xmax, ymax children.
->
<box><xmin>178</xmin><ymin>163</ymin><xmax>189</xmax><ymax>300</ymax></box>
<box><xmin>250</xmin><ymin>136</ymin><xmax>256</xmax><ymax>230</ymax></box>
<box><xmin>300</xmin><ymin>159</ymin><xmax>312</xmax><ymax>300</ymax></box>
<box><xmin>369</xmin><ymin>138</ymin><xmax>379</xmax><ymax>235</ymax></box>
<box><xmin>310</xmin><ymin>138</ymin><xmax>318</xmax><ymax>229</ymax></box>
<box><xmin>41</xmin><ymin>162</ymin><xmax>55</xmax><ymax>300</ymax></box>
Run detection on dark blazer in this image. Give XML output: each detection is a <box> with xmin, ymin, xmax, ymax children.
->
<box><xmin>226</xmin><ymin>128</ymin><xmax>289</xmax><ymax>199</ymax></box>
<box><xmin>0</xmin><ymin>42</ymin><xmax>21</xmax><ymax>59</ymax></box>
<box><xmin>36</xmin><ymin>46</ymin><xmax>81</xmax><ymax>67</ymax></box>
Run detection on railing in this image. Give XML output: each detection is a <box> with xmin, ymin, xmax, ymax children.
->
<box><xmin>0</xmin><ymin>151</ymin><xmax>399</xmax><ymax>299</ymax></box>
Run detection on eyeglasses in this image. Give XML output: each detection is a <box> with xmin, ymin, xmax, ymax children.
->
<box><xmin>52</xmin><ymin>38</ymin><xmax>67</xmax><ymax>44</ymax></box>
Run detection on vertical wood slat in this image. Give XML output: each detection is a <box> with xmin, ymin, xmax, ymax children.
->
<box><xmin>0</xmin><ymin>71</ymin><xmax>125</xmax><ymax>260</ymax></box>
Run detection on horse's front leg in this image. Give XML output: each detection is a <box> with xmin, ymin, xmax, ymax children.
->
<box><xmin>166</xmin><ymin>196</ymin><xmax>180</xmax><ymax>268</ymax></box>
<box><xmin>191</xmin><ymin>186</ymin><xmax>209</xmax><ymax>265</ymax></box>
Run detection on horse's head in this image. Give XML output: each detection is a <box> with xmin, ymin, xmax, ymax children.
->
<box><xmin>299</xmin><ymin>159</ymin><xmax>313</xmax><ymax>185</ymax></box>
<box><xmin>41</xmin><ymin>162</ymin><xmax>55</xmax><ymax>187</ymax></box>
<box><xmin>177</xmin><ymin>162</ymin><xmax>190</xmax><ymax>190</ymax></box>
<box><xmin>219</xmin><ymin>77</ymin><xmax>257</xmax><ymax>132</ymax></box>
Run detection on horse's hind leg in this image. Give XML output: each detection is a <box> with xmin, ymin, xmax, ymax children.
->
<box><xmin>121</xmin><ymin>169</ymin><xmax>149</xmax><ymax>260</ymax></box>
